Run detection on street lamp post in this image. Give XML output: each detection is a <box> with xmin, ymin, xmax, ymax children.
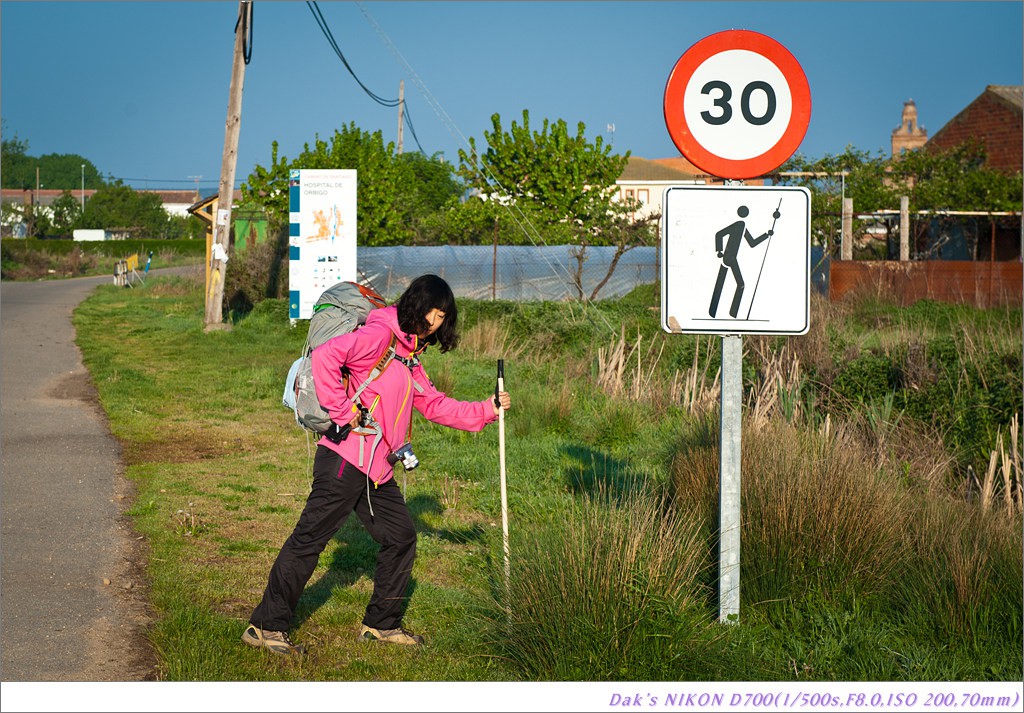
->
<box><xmin>81</xmin><ymin>164</ymin><xmax>85</xmax><ymax>210</ymax></box>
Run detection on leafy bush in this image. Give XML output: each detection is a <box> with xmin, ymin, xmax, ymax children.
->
<box><xmin>223</xmin><ymin>233</ymin><xmax>289</xmax><ymax>320</ymax></box>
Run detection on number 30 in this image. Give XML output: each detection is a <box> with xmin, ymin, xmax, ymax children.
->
<box><xmin>700</xmin><ymin>80</ymin><xmax>777</xmax><ymax>126</ymax></box>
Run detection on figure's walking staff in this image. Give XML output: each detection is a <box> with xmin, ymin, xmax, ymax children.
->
<box><xmin>746</xmin><ymin>198</ymin><xmax>783</xmax><ymax>320</ymax></box>
<box><xmin>496</xmin><ymin>360</ymin><xmax>510</xmax><ymax>596</ymax></box>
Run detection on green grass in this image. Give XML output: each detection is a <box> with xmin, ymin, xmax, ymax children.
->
<box><xmin>72</xmin><ymin>272</ymin><xmax>1022</xmax><ymax>682</ymax></box>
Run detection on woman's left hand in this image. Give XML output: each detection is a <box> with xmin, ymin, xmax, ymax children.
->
<box><xmin>492</xmin><ymin>390</ymin><xmax>511</xmax><ymax>415</ymax></box>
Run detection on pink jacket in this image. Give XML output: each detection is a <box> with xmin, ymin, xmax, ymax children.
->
<box><xmin>311</xmin><ymin>305</ymin><xmax>497</xmax><ymax>485</ymax></box>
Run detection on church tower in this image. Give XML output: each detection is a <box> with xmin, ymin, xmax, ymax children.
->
<box><xmin>891</xmin><ymin>99</ymin><xmax>928</xmax><ymax>156</ymax></box>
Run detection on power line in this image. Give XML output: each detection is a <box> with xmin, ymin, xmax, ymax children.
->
<box><xmin>307</xmin><ymin>1</ymin><xmax>399</xmax><ymax>108</ymax></box>
<box><xmin>306</xmin><ymin>1</ymin><xmax>425</xmax><ymax>154</ymax></box>
<box><xmin>353</xmin><ymin>1</ymin><xmax>616</xmax><ymax>324</ymax></box>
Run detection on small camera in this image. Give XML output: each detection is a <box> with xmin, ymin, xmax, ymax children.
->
<box><xmin>386</xmin><ymin>442</ymin><xmax>419</xmax><ymax>471</ymax></box>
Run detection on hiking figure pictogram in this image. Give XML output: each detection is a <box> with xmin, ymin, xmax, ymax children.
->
<box><xmin>661</xmin><ymin>185</ymin><xmax>809</xmax><ymax>336</ymax></box>
<box><xmin>709</xmin><ymin>202</ymin><xmax>781</xmax><ymax>318</ymax></box>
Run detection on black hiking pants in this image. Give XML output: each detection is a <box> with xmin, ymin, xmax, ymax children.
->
<box><xmin>249</xmin><ymin>445</ymin><xmax>417</xmax><ymax>633</ymax></box>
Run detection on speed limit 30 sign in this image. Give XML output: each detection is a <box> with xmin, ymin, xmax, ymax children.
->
<box><xmin>663</xmin><ymin>30</ymin><xmax>811</xmax><ymax>179</ymax></box>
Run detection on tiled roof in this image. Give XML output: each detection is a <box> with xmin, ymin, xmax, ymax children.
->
<box><xmin>619</xmin><ymin>156</ymin><xmax>703</xmax><ymax>181</ymax></box>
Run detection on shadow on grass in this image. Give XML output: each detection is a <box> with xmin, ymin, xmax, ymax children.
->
<box><xmin>561</xmin><ymin>444</ymin><xmax>643</xmax><ymax>504</ymax></box>
<box><xmin>294</xmin><ymin>491</ymin><xmax>487</xmax><ymax>627</ymax></box>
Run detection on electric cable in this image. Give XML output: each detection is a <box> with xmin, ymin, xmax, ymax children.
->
<box><xmin>402</xmin><ymin>104</ymin><xmax>425</xmax><ymax>155</ymax></box>
<box><xmin>307</xmin><ymin>1</ymin><xmax>399</xmax><ymax>108</ymax></box>
<box><xmin>235</xmin><ymin>1</ymin><xmax>253</xmax><ymax>65</ymax></box>
<box><xmin>353</xmin><ymin>1</ymin><xmax>615</xmax><ymax>325</ymax></box>
<box><xmin>306</xmin><ymin>1</ymin><xmax>425</xmax><ymax>154</ymax></box>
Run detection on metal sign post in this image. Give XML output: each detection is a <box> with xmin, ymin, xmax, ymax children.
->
<box><xmin>719</xmin><ymin>333</ymin><xmax>743</xmax><ymax>623</ymax></box>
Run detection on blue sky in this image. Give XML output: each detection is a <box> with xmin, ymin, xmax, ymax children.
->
<box><xmin>1</xmin><ymin>1</ymin><xmax>1021</xmax><ymax>191</ymax></box>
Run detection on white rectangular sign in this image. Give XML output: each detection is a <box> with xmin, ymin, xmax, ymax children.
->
<box><xmin>288</xmin><ymin>168</ymin><xmax>358</xmax><ymax>320</ymax></box>
<box><xmin>661</xmin><ymin>184</ymin><xmax>811</xmax><ymax>335</ymax></box>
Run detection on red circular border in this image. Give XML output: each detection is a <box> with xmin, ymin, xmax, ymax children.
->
<box><xmin>663</xmin><ymin>30</ymin><xmax>811</xmax><ymax>179</ymax></box>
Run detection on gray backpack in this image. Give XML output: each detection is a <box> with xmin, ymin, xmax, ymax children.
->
<box><xmin>283</xmin><ymin>281</ymin><xmax>389</xmax><ymax>434</ymax></box>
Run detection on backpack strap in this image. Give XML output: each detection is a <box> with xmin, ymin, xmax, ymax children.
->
<box><xmin>348</xmin><ymin>333</ymin><xmax>397</xmax><ymax>404</ymax></box>
<box><xmin>341</xmin><ymin>334</ymin><xmax>395</xmax><ymax>472</ymax></box>
<box><xmin>393</xmin><ymin>353</ymin><xmax>424</xmax><ymax>393</ymax></box>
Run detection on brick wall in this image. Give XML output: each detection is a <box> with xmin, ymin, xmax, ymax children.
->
<box><xmin>928</xmin><ymin>91</ymin><xmax>1023</xmax><ymax>175</ymax></box>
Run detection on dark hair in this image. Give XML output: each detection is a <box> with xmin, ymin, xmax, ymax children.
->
<box><xmin>396</xmin><ymin>274</ymin><xmax>459</xmax><ymax>353</ymax></box>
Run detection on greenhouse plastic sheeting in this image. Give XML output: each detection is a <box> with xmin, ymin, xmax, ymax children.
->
<box><xmin>356</xmin><ymin>245</ymin><xmax>658</xmax><ymax>302</ymax></box>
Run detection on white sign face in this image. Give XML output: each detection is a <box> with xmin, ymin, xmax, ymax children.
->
<box><xmin>661</xmin><ymin>185</ymin><xmax>810</xmax><ymax>335</ymax></box>
<box><xmin>683</xmin><ymin>49</ymin><xmax>792</xmax><ymax>161</ymax></box>
<box><xmin>288</xmin><ymin>169</ymin><xmax>357</xmax><ymax>320</ymax></box>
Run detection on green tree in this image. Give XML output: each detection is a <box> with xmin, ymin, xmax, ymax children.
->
<box><xmin>1</xmin><ymin>125</ymin><xmax>34</xmax><ymax>189</ymax></box>
<box><xmin>1</xmin><ymin>125</ymin><xmax>105</xmax><ymax>191</ymax></box>
<box><xmin>457</xmin><ymin>110</ymin><xmax>653</xmax><ymax>299</ymax></box>
<box><xmin>891</xmin><ymin>140</ymin><xmax>1022</xmax><ymax>212</ymax></box>
<box><xmin>49</xmin><ymin>190</ymin><xmax>83</xmax><ymax>237</ymax></box>
<box><xmin>418</xmin><ymin>195</ymin><xmax>567</xmax><ymax>246</ymax></box>
<box><xmin>33</xmin><ymin>153</ymin><xmax>103</xmax><ymax>191</ymax></box>
<box><xmin>165</xmin><ymin>213</ymin><xmax>205</xmax><ymax>240</ymax></box>
<box><xmin>457</xmin><ymin>110</ymin><xmax>630</xmax><ymax>231</ymax></box>
<box><xmin>81</xmin><ymin>181</ymin><xmax>171</xmax><ymax>238</ymax></box>
<box><xmin>779</xmin><ymin>142</ymin><xmax>1022</xmax><ymax>255</ymax></box>
<box><xmin>241</xmin><ymin>123</ymin><xmax>435</xmax><ymax>246</ymax></box>
<box><xmin>397</xmin><ymin>151</ymin><xmax>462</xmax><ymax>214</ymax></box>
<box><xmin>781</xmin><ymin>146</ymin><xmax>896</xmax><ymax>250</ymax></box>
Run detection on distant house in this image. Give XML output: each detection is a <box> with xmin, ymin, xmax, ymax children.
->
<box><xmin>926</xmin><ymin>85</ymin><xmax>1023</xmax><ymax>174</ymax></box>
<box><xmin>614</xmin><ymin>156</ymin><xmax>766</xmax><ymax>236</ymax></box>
<box><xmin>614</xmin><ymin>157</ymin><xmax>704</xmax><ymax>224</ymax></box>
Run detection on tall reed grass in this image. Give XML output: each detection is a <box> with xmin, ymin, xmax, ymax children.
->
<box><xmin>477</xmin><ymin>484</ymin><xmax>742</xmax><ymax>680</ymax></box>
<box><xmin>670</xmin><ymin>417</ymin><xmax>910</xmax><ymax>611</ymax></box>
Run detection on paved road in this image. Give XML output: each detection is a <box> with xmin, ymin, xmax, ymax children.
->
<box><xmin>1</xmin><ymin>272</ymin><xmax>165</xmax><ymax>681</ymax></box>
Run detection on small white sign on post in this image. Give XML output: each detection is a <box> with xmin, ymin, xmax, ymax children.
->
<box><xmin>661</xmin><ymin>184</ymin><xmax>811</xmax><ymax>336</ymax></box>
<box><xmin>288</xmin><ymin>168</ymin><xmax>358</xmax><ymax>320</ymax></box>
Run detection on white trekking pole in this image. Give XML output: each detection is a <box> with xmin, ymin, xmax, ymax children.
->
<box><xmin>496</xmin><ymin>359</ymin><xmax>510</xmax><ymax>597</ymax></box>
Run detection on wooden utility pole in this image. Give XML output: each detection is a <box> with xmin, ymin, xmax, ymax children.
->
<box><xmin>396</xmin><ymin>80</ymin><xmax>405</xmax><ymax>155</ymax></box>
<box><xmin>205</xmin><ymin>0</ymin><xmax>251</xmax><ymax>330</ymax></box>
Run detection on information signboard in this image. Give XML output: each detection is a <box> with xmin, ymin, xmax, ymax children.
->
<box><xmin>288</xmin><ymin>169</ymin><xmax>357</xmax><ymax>319</ymax></box>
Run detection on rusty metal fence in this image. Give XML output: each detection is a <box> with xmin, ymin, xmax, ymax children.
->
<box><xmin>825</xmin><ymin>212</ymin><xmax>1022</xmax><ymax>307</ymax></box>
<box><xmin>829</xmin><ymin>260</ymin><xmax>1021</xmax><ymax>308</ymax></box>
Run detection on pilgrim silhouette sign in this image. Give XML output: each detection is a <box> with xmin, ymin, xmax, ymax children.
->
<box><xmin>661</xmin><ymin>184</ymin><xmax>810</xmax><ymax>335</ymax></box>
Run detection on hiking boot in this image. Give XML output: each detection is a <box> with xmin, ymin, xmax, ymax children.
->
<box><xmin>242</xmin><ymin>624</ymin><xmax>306</xmax><ymax>656</ymax></box>
<box><xmin>358</xmin><ymin>624</ymin><xmax>424</xmax><ymax>645</ymax></box>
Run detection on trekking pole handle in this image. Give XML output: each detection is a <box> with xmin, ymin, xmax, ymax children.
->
<box><xmin>495</xmin><ymin>359</ymin><xmax>504</xmax><ymax>407</ymax></box>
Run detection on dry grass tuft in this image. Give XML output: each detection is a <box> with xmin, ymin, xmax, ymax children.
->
<box><xmin>596</xmin><ymin>329</ymin><xmax>719</xmax><ymax>418</ymax></box>
<box><xmin>461</xmin><ymin>319</ymin><xmax>529</xmax><ymax>362</ymax></box>
<box><xmin>977</xmin><ymin>413</ymin><xmax>1023</xmax><ymax>517</ymax></box>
